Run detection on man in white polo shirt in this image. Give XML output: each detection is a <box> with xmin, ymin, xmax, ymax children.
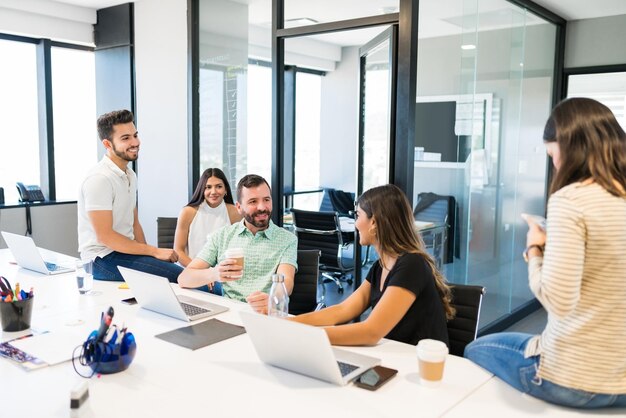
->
<box><xmin>77</xmin><ymin>109</ymin><xmax>183</xmax><ymax>282</ymax></box>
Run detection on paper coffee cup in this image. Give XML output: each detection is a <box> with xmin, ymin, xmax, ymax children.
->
<box><xmin>416</xmin><ymin>339</ymin><xmax>448</xmax><ymax>387</ymax></box>
<box><xmin>224</xmin><ymin>248</ymin><xmax>244</xmax><ymax>276</ymax></box>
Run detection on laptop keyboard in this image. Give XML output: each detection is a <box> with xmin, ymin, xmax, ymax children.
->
<box><xmin>180</xmin><ymin>302</ymin><xmax>211</xmax><ymax>317</ymax></box>
<box><xmin>337</xmin><ymin>361</ymin><xmax>359</xmax><ymax>377</ymax></box>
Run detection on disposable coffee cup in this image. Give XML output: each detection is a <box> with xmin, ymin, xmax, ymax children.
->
<box><xmin>224</xmin><ymin>248</ymin><xmax>244</xmax><ymax>277</ymax></box>
<box><xmin>416</xmin><ymin>339</ymin><xmax>448</xmax><ymax>387</ymax></box>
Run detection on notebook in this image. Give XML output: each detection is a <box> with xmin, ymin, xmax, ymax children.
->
<box><xmin>1</xmin><ymin>231</ymin><xmax>73</xmax><ymax>275</ymax></box>
<box><xmin>240</xmin><ymin>311</ymin><xmax>380</xmax><ymax>385</ymax></box>
<box><xmin>118</xmin><ymin>266</ymin><xmax>228</xmax><ymax>321</ymax></box>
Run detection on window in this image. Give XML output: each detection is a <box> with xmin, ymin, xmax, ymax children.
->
<box><xmin>0</xmin><ymin>39</ymin><xmax>39</xmax><ymax>203</ymax></box>
<box><xmin>0</xmin><ymin>35</ymin><xmax>96</xmax><ymax>204</ymax></box>
<box><xmin>51</xmin><ymin>47</ymin><xmax>97</xmax><ymax>201</ymax></box>
<box><xmin>293</xmin><ymin>71</ymin><xmax>322</xmax><ymax>210</ymax></box>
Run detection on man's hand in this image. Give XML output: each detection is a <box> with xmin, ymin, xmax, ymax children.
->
<box><xmin>212</xmin><ymin>258</ymin><xmax>243</xmax><ymax>283</ymax></box>
<box><xmin>153</xmin><ymin>248</ymin><xmax>179</xmax><ymax>263</ymax></box>
<box><xmin>246</xmin><ymin>291</ymin><xmax>268</xmax><ymax>314</ymax></box>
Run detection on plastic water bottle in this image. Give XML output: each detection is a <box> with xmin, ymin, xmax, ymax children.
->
<box><xmin>268</xmin><ymin>273</ymin><xmax>289</xmax><ymax>317</ymax></box>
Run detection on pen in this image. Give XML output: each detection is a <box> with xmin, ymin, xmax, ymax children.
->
<box><xmin>14</xmin><ymin>282</ymin><xmax>20</xmax><ymax>297</ymax></box>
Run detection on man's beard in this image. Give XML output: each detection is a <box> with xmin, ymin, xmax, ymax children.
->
<box><xmin>244</xmin><ymin>210</ymin><xmax>271</xmax><ymax>229</ymax></box>
<box><xmin>112</xmin><ymin>143</ymin><xmax>138</xmax><ymax>161</ymax></box>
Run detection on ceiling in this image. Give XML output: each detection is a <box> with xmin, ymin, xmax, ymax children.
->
<box><xmin>50</xmin><ymin>0</ymin><xmax>626</xmax><ymax>21</ymax></box>
<box><xmin>44</xmin><ymin>0</ymin><xmax>626</xmax><ymax>46</ymax></box>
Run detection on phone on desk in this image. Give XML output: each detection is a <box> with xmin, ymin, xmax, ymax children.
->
<box><xmin>16</xmin><ymin>182</ymin><xmax>45</xmax><ymax>202</ymax></box>
<box><xmin>354</xmin><ymin>365</ymin><xmax>398</xmax><ymax>391</ymax></box>
<box><xmin>121</xmin><ymin>297</ymin><xmax>138</xmax><ymax>305</ymax></box>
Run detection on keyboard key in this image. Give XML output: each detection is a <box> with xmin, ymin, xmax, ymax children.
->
<box><xmin>180</xmin><ymin>302</ymin><xmax>211</xmax><ymax>316</ymax></box>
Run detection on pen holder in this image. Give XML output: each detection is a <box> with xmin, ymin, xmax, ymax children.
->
<box><xmin>84</xmin><ymin>329</ymin><xmax>137</xmax><ymax>374</ymax></box>
<box><xmin>0</xmin><ymin>296</ymin><xmax>33</xmax><ymax>332</ymax></box>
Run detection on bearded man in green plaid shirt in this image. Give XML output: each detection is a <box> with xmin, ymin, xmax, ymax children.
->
<box><xmin>178</xmin><ymin>174</ymin><xmax>298</xmax><ymax>314</ymax></box>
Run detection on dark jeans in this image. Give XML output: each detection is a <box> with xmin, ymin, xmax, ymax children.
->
<box><xmin>93</xmin><ymin>251</ymin><xmax>222</xmax><ymax>295</ymax></box>
<box><xmin>93</xmin><ymin>251</ymin><xmax>183</xmax><ymax>283</ymax></box>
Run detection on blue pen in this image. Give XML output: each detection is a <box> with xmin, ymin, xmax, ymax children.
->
<box><xmin>20</xmin><ymin>290</ymin><xmax>28</xmax><ymax>300</ymax></box>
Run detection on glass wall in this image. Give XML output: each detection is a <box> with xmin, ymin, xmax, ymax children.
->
<box><xmin>198</xmin><ymin>0</ymin><xmax>272</xmax><ymax>192</ymax></box>
<box><xmin>415</xmin><ymin>0</ymin><xmax>557</xmax><ymax>328</ymax></box>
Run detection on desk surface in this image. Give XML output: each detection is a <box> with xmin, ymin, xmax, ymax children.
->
<box><xmin>0</xmin><ymin>248</ymin><xmax>497</xmax><ymax>418</ymax></box>
<box><xmin>444</xmin><ymin>376</ymin><xmax>625</xmax><ymax>417</ymax></box>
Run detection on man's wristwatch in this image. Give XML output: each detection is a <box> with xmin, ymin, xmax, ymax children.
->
<box><xmin>523</xmin><ymin>244</ymin><xmax>544</xmax><ymax>262</ymax></box>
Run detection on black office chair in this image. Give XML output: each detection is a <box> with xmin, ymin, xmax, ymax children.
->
<box><xmin>446</xmin><ymin>284</ymin><xmax>486</xmax><ymax>357</ymax></box>
<box><xmin>156</xmin><ymin>217</ymin><xmax>177</xmax><ymax>248</ymax></box>
<box><xmin>290</xmin><ymin>250</ymin><xmax>326</xmax><ymax>315</ymax></box>
<box><xmin>320</xmin><ymin>188</ymin><xmax>355</xmax><ymax>216</ymax></box>
<box><xmin>414</xmin><ymin>192</ymin><xmax>457</xmax><ymax>264</ymax></box>
<box><xmin>290</xmin><ymin>209</ymin><xmax>354</xmax><ymax>294</ymax></box>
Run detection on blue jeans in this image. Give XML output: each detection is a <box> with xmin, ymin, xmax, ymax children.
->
<box><xmin>93</xmin><ymin>251</ymin><xmax>222</xmax><ymax>295</ymax></box>
<box><xmin>93</xmin><ymin>251</ymin><xmax>183</xmax><ymax>283</ymax></box>
<box><xmin>465</xmin><ymin>332</ymin><xmax>626</xmax><ymax>409</ymax></box>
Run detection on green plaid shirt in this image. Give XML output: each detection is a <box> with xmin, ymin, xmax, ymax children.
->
<box><xmin>196</xmin><ymin>219</ymin><xmax>298</xmax><ymax>301</ymax></box>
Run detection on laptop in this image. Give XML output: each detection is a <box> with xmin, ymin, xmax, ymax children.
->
<box><xmin>118</xmin><ymin>266</ymin><xmax>228</xmax><ymax>321</ymax></box>
<box><xmin>1</xmin><ymin>231</ymin><xmax>73</xmax><ymax>275</ymax></box>
<box><xmin>240</xmin><ymin>311</ymin><xmax>380</xmax><ymax>385</ymax></box>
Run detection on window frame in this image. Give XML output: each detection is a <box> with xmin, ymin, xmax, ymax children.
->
<box><xmin>0</xmin><ymin>32</ymin><xmax>94</xmax><ymax>202</ymax></box>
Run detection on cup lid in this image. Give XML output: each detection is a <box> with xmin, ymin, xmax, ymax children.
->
<box><xmin>416</xmin><ymin>339</ymin><xmax>448</xmax><ymax>354</ymax></box>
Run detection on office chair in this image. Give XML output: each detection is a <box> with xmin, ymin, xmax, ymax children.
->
<box><xmin>156</xmin><ymin>217</ymin><xmax>178</xmax><ymax>248</ymax></box>
<box><xmin>290</xmin><ymin>250</ymin><xmax>326</xmax><ymax>315</ymax></box>
<box><xmin>320</xmin><ymin>188</ymin><xmax>355</xmax><ymax>216</ymax></box>
<box><xmin>290</xmin><ymin>209</ymin><xmax>354</xmax><ymax>294</ymax></box>
<box><xmin>446</xmin><ymin>284</ymin><xmax>486</xmax><ymax>357</ymax></box>
<box><xmin>414</xmin><ymin>192</ymin><xmax>457</xmax><ymax>264</ymax></box>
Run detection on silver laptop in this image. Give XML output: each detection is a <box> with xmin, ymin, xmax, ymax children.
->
<box><xmin>240</xmin><ymin>311</ymin><xmax>380</xmax><ymax>385</ymax></box>
<box><xmin>118</xmin><ymin>266</ymin><xmax>228</xmax><ymax>321</ymax></box>
<box><xmin>1</xmin><ymin>231</ymin><xmax>73</xmax><ymax>275</ymax></box>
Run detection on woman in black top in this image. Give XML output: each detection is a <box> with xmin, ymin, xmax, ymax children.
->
<box><xmin>292</xmin><ymin>184</ymin><xmax>454</xmax><ymax>346</ymax></box>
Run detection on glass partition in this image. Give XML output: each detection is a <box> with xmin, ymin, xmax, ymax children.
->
<box><xmin>416</xmin><ymin>0</ymin><xmax>557</xmax><ymax>328</ymax></box>
<box><xmin>198</xmin><ymin>0</ymin><xmax>273</xmax><ymax>191</ymax></box>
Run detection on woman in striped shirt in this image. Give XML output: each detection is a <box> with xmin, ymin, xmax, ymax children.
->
<box><xmin>465</xmin><ymin>97</ymin><xmax>626</xmax><ymax>408</ymax></box>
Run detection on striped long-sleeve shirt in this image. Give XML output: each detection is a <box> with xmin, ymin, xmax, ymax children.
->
<box><xmin>524</xmin><ymin>181</ymin><xmax>626</xmax><ymax>394</ymax></box>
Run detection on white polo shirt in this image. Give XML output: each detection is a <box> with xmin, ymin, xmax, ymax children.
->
<box><xmin>77</xmin><ymin>156</ymin><xmax>137</xmax><ymax>261</ymax></box>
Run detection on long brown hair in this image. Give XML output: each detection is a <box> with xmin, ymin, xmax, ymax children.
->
<box><xmin>356</xmin><ymin>184</ymin><xmax>455</xmax><ymax>320</ymax></box>
<box><xmin>544</xmin><ymin>97</ymin><xmax>626</xmax><ymax>196</ymax></box>
<box><xmin>187</xmin><ymin>168</ymin><xmax>235</xmax><ymax>207</ymax></box>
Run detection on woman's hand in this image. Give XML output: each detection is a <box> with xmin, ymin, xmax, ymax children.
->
<box><xmin>525</xmin><ymin>222</ymin><xmax>546</xmax><ymax>248</ymax></box>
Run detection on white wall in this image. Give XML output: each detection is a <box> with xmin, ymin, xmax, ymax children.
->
<box><xmin>0</xmin><ymin>203</ymin><xmax>79</xmax><ymax>257</ymax></box>
<box><xmin>565</xmin><ymin>14</ymin><xmax>626</xmax><ymax>68</ymax></box>
<box><xmin>134</xmin><ymin>0</ymin><xmax>189</xmax><ymax>245</ymax></box>
<box><xmin>319</xmin><ymin>46</ymin><xmax>359</xmax><ymax>193</ymax></box>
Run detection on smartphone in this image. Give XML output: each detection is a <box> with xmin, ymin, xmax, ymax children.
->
<box><xmin>521</xmin><ymin>213</ymin><xmax>547</xmax><ymax>230</ymax></box>
<box><xmin>121</xmin><ymin>297</ymin><xmax>138</xmax><ymax>305</ymax></box>
<box><xmin>353</xmin><ymin>365</ymin><xmax>398</xmax><ymax>391</ymax></box>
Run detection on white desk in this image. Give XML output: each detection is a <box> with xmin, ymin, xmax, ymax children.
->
<box><xmin>443</xmin><ymin>377</ymin><xmax>626</xmax><ymax>417</ymax></box>
<box><xmin>0</xmin><ymin>248</ymin><xmax>496</xmax><ymax>418</ymax></box>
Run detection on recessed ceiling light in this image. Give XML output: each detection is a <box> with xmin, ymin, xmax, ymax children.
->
<box><xmin>461</xmin><ymin>44</ymin><xmax>476</xmax><ymax>50</ymax></box>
